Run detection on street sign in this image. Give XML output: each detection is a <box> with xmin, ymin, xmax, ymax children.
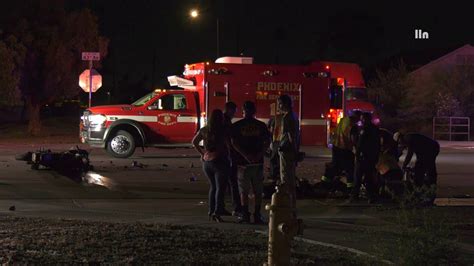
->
<box><xmin>79</xmin><ymin>69</ymin><xmax>102</xmax><ymax>93</ymax></box>
<box><xmin>82</xmin><ymin>52</ymin><xmax>100</xmax><ymax>61</ymax></box>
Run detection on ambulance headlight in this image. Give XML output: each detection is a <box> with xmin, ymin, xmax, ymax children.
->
<box><xmin>89</xmin><ymin>114</ymin><xmax>107</xmax><ymax>126</ymax></box>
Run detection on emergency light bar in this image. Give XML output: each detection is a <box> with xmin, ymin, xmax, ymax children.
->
<box><xmin>167</xmin><ymin>75</ymin><xmax>195</xmax><ymax>89</ymax></box>
<box><xmin>303</xmin><ymin>71</ymin><xmax>330</xmax><ymax>78</ymax></box>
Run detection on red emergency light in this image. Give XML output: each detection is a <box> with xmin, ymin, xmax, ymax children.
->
<box><xmin>337</xmin><ymin>78</ymin><xmax>344</xmax><ymax>86</ymax></box>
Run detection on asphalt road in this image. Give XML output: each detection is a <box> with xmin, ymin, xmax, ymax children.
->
<box><xmin>0</xmin><ymin>143</ymin><xmax>472</xmax><ymax>200</ymax></box>
<box><xmin>0</xmin><ymin>143</ymin><xmax>473</xmax><ymax>257</ymax></box>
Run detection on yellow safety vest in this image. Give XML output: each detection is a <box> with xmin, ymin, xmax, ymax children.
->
<box><xmin>333</xmin><ymin>116</ymin><xmax>353</xmax><ymax>150</ymax></box>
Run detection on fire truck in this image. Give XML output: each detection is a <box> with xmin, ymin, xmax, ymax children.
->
<box><xmin>80</xmin><ymin>57</ymin><xmax>375</xmax><ymax>158</ymax></box>
<box><xmin>320</xmin><ymin>61</ymin><xmax>377</xmax><ymax>126</ymax></box>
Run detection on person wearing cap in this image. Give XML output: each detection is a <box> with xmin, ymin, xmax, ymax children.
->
<box><xmin>394</xmin><ymin>132</ymin><xmax>440</xmax><ymax>187</ymax></box>
<box><xmin>230</xmin><ymin>101</ymin><xmax>271</xmax><ymax>224</ymax></box>
<box><xmin>277</xmin><ymin>94</ymin><xmax>300</xmax><ymax>213</ymax></box>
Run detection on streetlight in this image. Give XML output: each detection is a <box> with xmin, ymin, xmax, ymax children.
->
<box><xmin>189</xmin><ymin>8</ymin><xmax>220</xmax><ymax>58</ymax></box>
<box><xmin>190</xmin><ymin>9</ymin><xmax>199</xmax><ymax>18</ymax></box>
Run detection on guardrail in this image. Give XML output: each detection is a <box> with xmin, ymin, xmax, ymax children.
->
<box><xmin>432</xmin><ymin>116</ymin><xmax>470</xmax><ymax>141</ymax></box>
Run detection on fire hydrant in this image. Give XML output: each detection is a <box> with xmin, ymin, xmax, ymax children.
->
<box><xmin>265</xmin><ymin>184</ymin><xmax>304</xmax><ymax>266</ymax></box>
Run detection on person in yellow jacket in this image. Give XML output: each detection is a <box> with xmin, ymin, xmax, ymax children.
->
<box><xmin>321</xmin><ymin>110</ymin><xmax>361</xmax><ymax>191</ymax></box>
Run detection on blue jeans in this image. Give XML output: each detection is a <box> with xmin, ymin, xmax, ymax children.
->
<box><xmin>203</xmin><ymin>158</ymin><xmax>230</xmax><ymax>215</ymax></box>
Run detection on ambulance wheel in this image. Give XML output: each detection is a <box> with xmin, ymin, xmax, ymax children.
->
<box><xmin>106</xmin><ymin>130</ymin><xmax>136</xmax><ymax>158</ymax></box>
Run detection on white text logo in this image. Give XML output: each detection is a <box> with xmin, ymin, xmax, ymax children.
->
<box><xmin>415</xmin><ymin>29</ymin><xmax>429</xmax><ymax>40</ymax></box>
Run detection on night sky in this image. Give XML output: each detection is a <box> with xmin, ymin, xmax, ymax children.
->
<box><xmin>8</xmin><ymin>0</ymin><xmax>474</xmax><ymax>102</ymax></box>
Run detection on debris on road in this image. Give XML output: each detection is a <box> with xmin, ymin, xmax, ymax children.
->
<box><xmin>9</xmin><ymin>206</ymin><xmax>15</xmax><ymax>211</ymax></box>
<box><xmin>131</xmin><ymin>161</ymin><xmax>147</xmax><ymax>168</ymax></box>
<box><xmin>15</xmin><ymin>146</ymin><xmax>92</xmax><ymax>178</ymax></box>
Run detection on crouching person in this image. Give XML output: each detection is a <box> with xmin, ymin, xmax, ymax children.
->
<box><xmin>376</xmin><ymin>153</ymin><xmax>404</xmax><ymax>201</ymax></box>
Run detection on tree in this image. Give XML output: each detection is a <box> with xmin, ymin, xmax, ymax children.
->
<box><xmin>1</xmin><ymin>1</ymin><xmax>108</xmax><ymax>135</ymax></box>
<box><xmin>434</xmin><ymin>92</ymin><xmax>463</xmax><ymax>117</ymax></box>
<box><xmin>428</xmin><ymin>66</ymin><xmax>474</xmax><ymax>118</ymax></box>
<box><xmin>0</xmin><ymin>35</ymin><xmax>25</xmax><ymax>108</ymax></box>
<box><xmin>367</xmin><ymin>60</ymin><xmax>412</xmax><ymax>131</ymax></box>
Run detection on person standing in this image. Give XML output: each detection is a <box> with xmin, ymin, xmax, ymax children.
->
<box><xmin>223</xmin><ymin>101</ymin><xmax>243</xmax><ymax>216</ymax></box>
<box><xmin>353</xmin><ymin>112</ymin><xmax>380</xmax><ymax>203</ymax></box>
<box><xmin>322</xmin><ymin>111</ymin><xmax>360</xmax><ymax>191</ymax></box>
<box><xmin>267</xmin><ymin>106</ymin><xmax>283</xmax><ymax>182</ymax></box>
<box><xmin>277</xmin><ymin>95</ymin><xmax>300</xmax><ymax>213</ymax></box>
<box><xmin>231</xmin><ymin>101</ymin><xmax>271</xmax><ymax>224</ymax></box>
<box><xmin>192</xmin><ymin>109</ymin><xmax>231</xmax><ymax>222</ymax></box>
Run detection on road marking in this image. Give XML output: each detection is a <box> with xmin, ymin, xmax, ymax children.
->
<box><xmin>255</xmin><ymin>229</ymin><xmax>394</xmax><ymax>265</ymax></box>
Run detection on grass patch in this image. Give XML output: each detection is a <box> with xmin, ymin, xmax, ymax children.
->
<box><xmin>0</xmin><ymin>216</ymin><xmax>382</xmax><ymax>265</ymax></box>
<box><xmin>368</xmin><ymin>207</ymin><xmax>471</xmax><ymax>265</ymax></box>
<box><xmin>0</xmin><ymin>116</ymin><xmax>80</xmax><ymax>144</ymax></box>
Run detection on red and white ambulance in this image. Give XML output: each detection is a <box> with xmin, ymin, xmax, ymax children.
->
<box><xmin>320</xmin><ymin>61</ymin><xmax>377</xmax><ymax>126</ymax></box>
<box><xmin>80</xmin><ymin>57</ymin><xmax>374</xmax><ymax>158</ymax></box>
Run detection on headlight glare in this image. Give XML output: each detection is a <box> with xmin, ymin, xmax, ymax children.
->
<box><xmin>89</xmin><ymin>114</ymin><xmax>107</xmax><ymax>126</ymax></box>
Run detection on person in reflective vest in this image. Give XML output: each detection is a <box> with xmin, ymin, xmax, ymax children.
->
<box><xmin>322</xmin><ymin>110</ymin><xmax>361</xmax><ymax>192</ymax></box>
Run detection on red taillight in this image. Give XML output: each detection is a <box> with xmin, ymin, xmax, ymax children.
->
<box><xmin>325</xmin><ymin>65</ymin><xmax>330</xmax><ymax>70</ymax></box>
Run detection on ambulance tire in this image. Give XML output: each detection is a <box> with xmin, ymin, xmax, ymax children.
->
<box><xmin>106</xmin><ymin>130</ymin><xmax>136</xmax><ymax>158</ymax></box>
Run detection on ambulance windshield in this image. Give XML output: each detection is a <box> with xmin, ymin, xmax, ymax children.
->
<box><xmin>132</xmin><ymin>92</ymin><xmax>156</xmax><ymax>106</ymax></box>
<box><xmin>345</xmin><ymin>88</ymin><xmax>368</xmax><ymax>101</ymax></box>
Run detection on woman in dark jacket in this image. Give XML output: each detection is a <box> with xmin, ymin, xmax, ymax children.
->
<box><xmin>192</xmin><ymin>109</ymin><xmax>231</xmax><ymax>222</ymax></box>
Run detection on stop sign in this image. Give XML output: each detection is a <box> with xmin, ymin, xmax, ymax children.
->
<box><xmin>79</xmin><ymin>69</ymin><xmax>102</xmax><ymax>93</ymax></box>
